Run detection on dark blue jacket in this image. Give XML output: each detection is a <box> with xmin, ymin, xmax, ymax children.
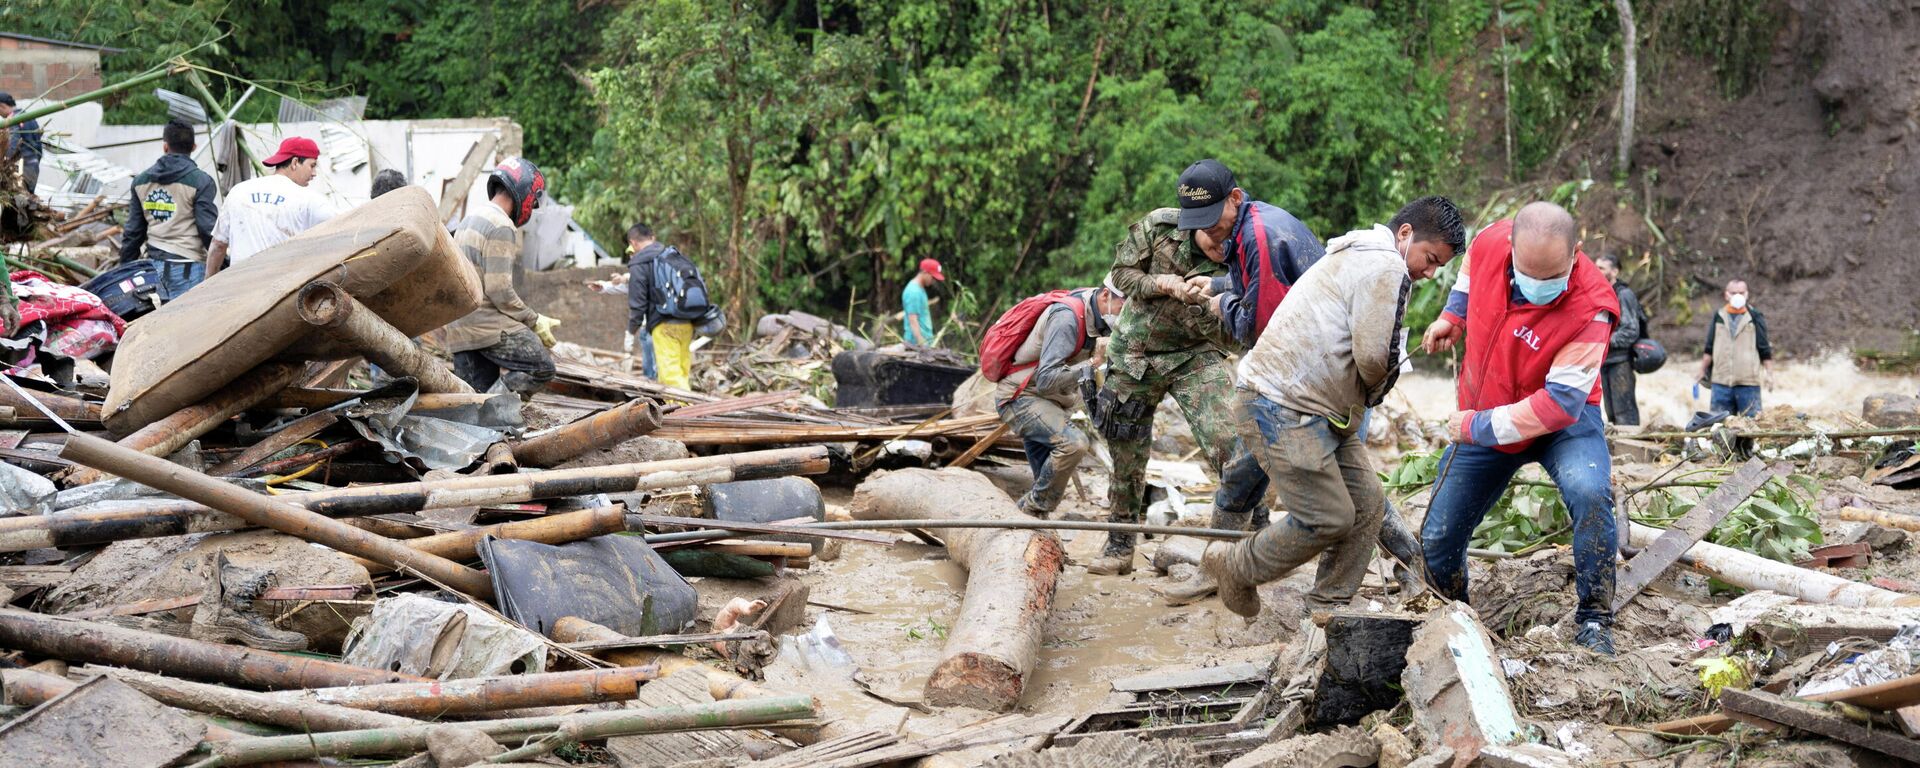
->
<box><xmin>1208</xmin><ymin>200</ymin><xmax>1324</xmax><ymax>348</ymax></box>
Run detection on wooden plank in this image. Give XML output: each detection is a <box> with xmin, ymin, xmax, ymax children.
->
<box><xmin>1110</xmin><ymin>662</ymin><xmax>1268</xmax><ymax>694</ymax></box>
<box><xmin>804</xmin><ymin>714</ymin><xmax>1072</xmax><ymax>768</ymax></box>
<box><xmin>947</xmin><ymin>421</ymin><xmax>1011</xmax><ymax>469</ymax></box>
<box><xmin>1895</xmin><ymin>704</ymin><xmax>1920</xmax><ymax>739</ymax></box>
<box><xmin>1719</xmin><ymin>689</ymin><xmax>1920</xmax><ymax>762</ymax></box>
<box><xmin>1655</xmin><ymin>672</ymin><xmax>1920</xmax><ymax>735</ymax></box>
<box><xmin>603</xmin><ymin>668</ymin><xmax>752</xmax><ymax>767</ymax></box>
<box><xmin>1614</xmin><ymin>459</ymin><xmax>1773</xmax><ymax>611</ymax></box>
<box><xmin>437</xmin><ymin>133</ymin><xmax>498</xmax><ymax>222</ymax></box>
<box><xmin>0</xmin><ymin>565</ymin><xmax>72</xmax><ymax>588</ymax></box>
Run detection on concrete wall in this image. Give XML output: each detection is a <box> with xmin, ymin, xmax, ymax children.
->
<box><xmin>0</xmin><ymin>37</ymin><xmax>103</xmax><ymax>100</ymax></box>
<box><xmin>519</xmin><ymin>265</ymin><xmax>630</xmax><ymax>351</ymax></box>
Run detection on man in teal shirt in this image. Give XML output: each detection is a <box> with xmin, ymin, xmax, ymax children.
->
<box><xmin>903</xmin><ymin>258</ymin><xmax>943</xmax><ymax>345</ymax></box>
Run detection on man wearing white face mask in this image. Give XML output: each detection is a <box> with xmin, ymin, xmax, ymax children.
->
<box><xmin>989</xmin><ymin>279</ymin><xmax>1126</xmax><ymax>517</ymax></box>
<box><xmin>1699</xmin><ymin>279</ymin><xmax>1771</xmax><ymax>418</ymax></box>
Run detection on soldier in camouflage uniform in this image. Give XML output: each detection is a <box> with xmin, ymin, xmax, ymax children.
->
<box><xmin>1087</xmin><ymin>161</ymin><xmax>1258</xmax><ymax>575</ymax></box>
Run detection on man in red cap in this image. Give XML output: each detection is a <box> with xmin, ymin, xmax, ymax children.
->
<box><xmin>206</xmin><ymin>136</ymin><xmax>336</xmax><ymax>278</ymax></box>
<box><xmin>902</xmin><ymin>257</ymin><xmax>943</xmax><ymax>346</ymax></box>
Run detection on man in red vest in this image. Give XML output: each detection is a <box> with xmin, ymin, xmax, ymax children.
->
<box><xmin>1420</xmin><ymin>202</ymin><xmax>1622</xmax><ymax>655</ymax></box>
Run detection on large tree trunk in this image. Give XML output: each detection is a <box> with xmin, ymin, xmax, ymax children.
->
<box><xmin>849</xmin><ymin>468</ymin><xmax>1064</xmax><ymax>712</ymax></box>
<box><xmin>1615</xmin><ymin>0</ymin><xmax>1638</xmax><ymax>177</ymax></box>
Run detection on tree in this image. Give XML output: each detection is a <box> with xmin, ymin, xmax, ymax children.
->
<box><xmin>1614</xmin><ymin>0</ymin><xmax>1637</xmax><ymax>178</ymax></box>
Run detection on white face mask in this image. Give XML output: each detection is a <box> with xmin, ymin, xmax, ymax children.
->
<box><xmin>1729</xmin><ymin>294</ymin><xmax>1748</xmax><ymax>310</ymax></box>
<box><xmin>1101</xmin><ymin>312</ymin><xmax>1121</xmax><ymax>332</ymax></box>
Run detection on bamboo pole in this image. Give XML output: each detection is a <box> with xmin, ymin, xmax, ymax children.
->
<box><xmin>2</xmin><ymin>61</ymin><xmax>188</xmax><ymax>128</ymax></box>
<box><xmin>78</xmin><ymin>666</ymin><xmax>419</xmax><ymax>731</ymax></box>
<box><xmin>262</xmin><ymin>666</ymin><xmax>662</xmax><ymax>717</ymax></box>
<box><xmin>1</xmin><ymin>446</ymin><xmax>829</xmax><ymax>552</ymax></box>
<box><xmin>295</xmin><ymin>281</ymin><xmax>474</xmax><ymax>395</ymax></box>
<box><xmin>198</xmin><ymin>695</ymin><xmax>817</xmax><ymax>765</ymax></box>
<box><xmin>2</xmin><ymin>668</ymin><xmax>251</xmax><ymax>740</ymax></box>
<box><xmin>511</xmin><ymin>398</ymin><xmax>663</xmax><ymax>467</ymax></box>
<box><xmin>348</xmin><ymin>506</ymin><xmax>627</xmax><ymax>573</ymax></box>
<box><xmin>0</xmin><ymin>610</ymin><xmax>425</xmax><ymax>690</ymax></box>
<box><xmin>58</xmin><ymin>431</ymin><xmax>495</xmax><ymax>598</ymax></box>
<box><xmin>1626</xmin><ymin>522</ymin><xmax>1920</xmax><ymax>607</ymax></box>
<box><xmin>0</xmin><ymin>384</ymin><xmax>99</xmax><ymax>421</ymax></box>
<box><xmin>65</xmin><ymin>362</ymin><xmax>301</xmax><ymax>485</ymax></box>
<box><xmin>1835</xmin><ymin>506</ymin><xmax>1920</xmax><ymax>533</ymax></box>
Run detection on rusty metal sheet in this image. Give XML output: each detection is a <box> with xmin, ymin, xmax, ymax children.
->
<box><xmin>1613</xmin><ymin>458</ymin><xmax>1774</xmax><ymax>611</ymax></box>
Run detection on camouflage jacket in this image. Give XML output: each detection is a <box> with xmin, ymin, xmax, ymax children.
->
<box><xmin>1106</xmin><ymin>208</ymin><xmax>1233</xmax><ymax>379</ymax></box>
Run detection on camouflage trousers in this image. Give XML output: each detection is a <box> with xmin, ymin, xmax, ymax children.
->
<box><xmin>453</xmin><ymin>327</ymin><xmax>556</xmax><ymax>395</ymax></box>
<box><xmin>997</xmin><ymin>394</ymin><xmax>1091</xmax><ymax>515</ymax></box>
<box><xmin>1102</xmin><ymin>352</ymin><xmax>1262</xmax><ymax>556</ymax></box>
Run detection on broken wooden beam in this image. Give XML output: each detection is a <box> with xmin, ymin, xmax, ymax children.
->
<box><xmin>64</xmin><ymin>362</ymin><xmax>302</xmax><ymax>486</ymax></box>
<box><xmin>347</xmin><ymin>506</ymin><xmax>627</xmax><ymax>574</ymax></box>
<box><xmin>850</xmin><ymin>467</ymin><xmax>1064</xmax><ymax>712</ymax></box>
<box><xmin>0</xmin><ymin>446</ymin><xmax>830</xmax><ymax>552</ymax></box>
<box><xmin>201</xmin><ymin>694</ymin><xmax>817</xmax><ymax>765</ymax></box>
<box><xmin>296</xmin><ymin>280</ymin><xmax>475</xmax><ymax>394</ymax></box>
<box><xmin>59</xmin><ymin>431</ymin><xmax>495</xmax><ymax>599</ymax></box>
<box><xmin>1719</xmin><ymin>689</ymin><xmax>1920</xmax><ymax>762</ymax></box>
<box><xmin>1613</xmin><ymin>458</ymin><xmax>1772</xmax><ymax>612</ymax></box>
<box><xmin>1654</xmin><ymin>673</ymin><xmax>1920</xmax><ymax>735</ymax></box>
<box><xmin>511</xmin><ymin>397</ymin><xmax>662</xmax><ymax>467</ymax></box>
<box><xmin>0</xmin><ymin>610</ymin><xmax>425</xmax><ymax>690</ymax></box>
<box><xmin>1626</xmin><ymin>522</ymin><xmax>1920</xmax><ymax>607</ymax></box>
<box><xmin>208</xmin><ymin>411</ymin><xmax>341</xmax><ymax>476</ymax></box>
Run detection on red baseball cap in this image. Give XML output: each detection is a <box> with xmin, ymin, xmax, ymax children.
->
<box><xmin>263</xmin><ymin>137</ymin><xmax>321</xmax><ymax>166</ymax></box>
<box><xmin>918</xmin><ymin>258</ymin><xmax>945</xmax><ymax>281</ymax></box>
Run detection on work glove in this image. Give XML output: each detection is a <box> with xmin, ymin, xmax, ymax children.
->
<box><xmin>623</xmin><ymin>329</ymin><xmax>636</xmax><ymax>353</ymax></box>
<box><xmin>532</xmin><ymin>315</ymin><xmax>562</xmax><ymax>348</ymax></box>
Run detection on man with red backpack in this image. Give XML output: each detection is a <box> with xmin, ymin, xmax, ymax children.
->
<box><xmin>985</xmin><ymin>281</ymin><xmax>1126</xmax><ymax>516</ymax></box>
<box><xmin>1420</xmin><ymin>202</ymin><xmax>1622</xmax><ymax>655</ymax></box>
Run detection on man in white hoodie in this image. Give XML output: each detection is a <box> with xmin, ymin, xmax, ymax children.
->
<box><xmin>1201</xmin><ymin>196</ymin><xmax>1466</xmax><ymax>617</ymax></box>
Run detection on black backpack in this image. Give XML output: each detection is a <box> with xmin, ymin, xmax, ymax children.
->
<box><xmin>648</xmin><ymin>246</ymin><xmax>713</xmax><ymax>320</ymax></box>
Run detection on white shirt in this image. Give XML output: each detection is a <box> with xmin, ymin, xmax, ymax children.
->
<box><xmin>211</xmin><ymin>174</ymin><xmax>336</xmax><ymax>264</ymax></box>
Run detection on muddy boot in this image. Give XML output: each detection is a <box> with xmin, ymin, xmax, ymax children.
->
<box><xmin>1202</xmin><ymin>542</ymin><xmax>1260</xmax><ymax>618</ymax></box>
<box><xmin>1085</xmin><ymin>531</ymin><xmax>1136</xmax><ymax>575</ymax></box>
<box><xmin>190</xmin><ymin>553</ymin><xmax>308</xmax><ymax>651</ymax></box>
<box><xmin>1014</xmin><ymin>493</ymin><xmax>1050</xmax><ymax>519</ymax></box>
<box><xmin>1155</xmin><ymin>570</ymin><xmax>1217</xmax><ymax>606</ymax></box>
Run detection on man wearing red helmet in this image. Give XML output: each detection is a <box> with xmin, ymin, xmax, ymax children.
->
<box><xmin>205</xmin><ymin>136</ymin><xmax>337</xmax><ymax>278</ymax></box>
<box><xmin>441</xmin><ymin>157</ymin><xmax>563</xmax><ymax>394</ymax></box>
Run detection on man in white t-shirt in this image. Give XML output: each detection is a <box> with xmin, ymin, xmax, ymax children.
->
<box><xmin>205</xmin><ymin>137</ymin><xmax>336</xmax><ymax>277</ymax></box>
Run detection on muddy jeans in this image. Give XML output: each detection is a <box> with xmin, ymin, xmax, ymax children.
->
<box><xmin>1601</xmin><ymin>360</ymin><xmax>1639</xmax><ymax>426</ymax></box>
<box><xmin>453</xmin><ymin>327</ymin><xmax>557</xmax><ymax>395</ymax></box>
<box><xmin>1421</xmin><ymin>404</ymin><xmax>1617</xmax><ymax>627</ymax></box>
<box><xmin>1103</xmin><ymin>353</ymin><xmax>1262</xmax><ymax>555</ymax></box>
<box><xmin>998</xmin><ymin>394</ymin><xmax>1090</xmax><ymax>515</ymax></box>
<box><xmin>1222</xmin><ymin>390</ymin><xmax>1387</xmax><ymax>609</ymax></box>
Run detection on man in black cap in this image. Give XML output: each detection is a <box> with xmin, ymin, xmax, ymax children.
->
<box><xmin>0</xmin><ymin>93</ymin><xmax>42</xmax><ymax>192</ymax></box>
<box><xmin>1086</xmin><ymin>159</ymin><xmax>1264</xmax><ymax>575</ymax></box>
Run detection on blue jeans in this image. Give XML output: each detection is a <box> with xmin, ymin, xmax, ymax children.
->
<box><xmin>1421</xmin><ymin>405</ymin><xmax>1617</xmax><ymax>626</ymax></box>
<box><xmin>155</xmin><ymin>260</ymin><xmax>205</xmax><ymax>302</ymax></box>
<box><xmin>1710</xmin><ymin>384</ymin><xmax>1761</xmax><ymax>418</ymax></box>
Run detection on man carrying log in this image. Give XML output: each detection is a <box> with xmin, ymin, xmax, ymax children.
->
<box><xmin>1419</xmin><ymin>202</ymin><xmax>1622</xmax><ymax>655</ymax></box>
<box><xmin>1201</xmin><ymin>196</ymin><xmax>1465</xmax><ymax>617</ymax></box>
<box><xmin>989</xmin><ymin>280</ymin><xmax>1125</xmax><ymax>517</ymax></box>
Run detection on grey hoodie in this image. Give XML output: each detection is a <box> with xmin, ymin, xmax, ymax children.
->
<box><xmin>1236</xmin><ymin>224</ymin><xmax>1411</xmax><ymax>423</ymax></box>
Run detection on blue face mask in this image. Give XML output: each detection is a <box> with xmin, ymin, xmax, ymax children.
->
<box><xmin>1513</xmin><ymin>270</ymin><xmax>1569</xmax><ymax>305</ymax></box>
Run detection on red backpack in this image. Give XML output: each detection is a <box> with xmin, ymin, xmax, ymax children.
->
<box><xmin>979</xmin><ymin>290</ymin><xmax>1088</xmax><ymax>383</ymax></box>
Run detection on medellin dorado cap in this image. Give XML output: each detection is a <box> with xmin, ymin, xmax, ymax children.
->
<box><xmin>1176</xmin><ymin>159</ymin><xmax>1235</xmax><ymax>231</ymax></box>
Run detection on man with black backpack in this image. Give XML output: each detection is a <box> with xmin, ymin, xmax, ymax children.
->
<box><xmin>1595</xmin><ymin>255</ymin><xmax>1645</xmax><ymax>426</ymax></box>
<box><xmin>626</xmin><ymin>222</ymin><xmax>717</xmax><ymax>391</ymax></box>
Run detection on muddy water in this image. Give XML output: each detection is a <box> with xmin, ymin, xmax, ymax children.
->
<box><xmin>1389</xmin><ymin>351</ymin><xmax>1917</xmax><ymax>428</ymax></box>
<box><xmin>793</xmin><ymin>486</ymin><xmax>1282</xmax><ymax>735</ymax></box>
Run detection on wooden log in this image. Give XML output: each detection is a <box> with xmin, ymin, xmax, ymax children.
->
<box><xmin>78</xmin><ymin>666</ymin><xmax>419</xmax><ymax>731</ymax></box>
<box><xmin>1653</xmin><ymin>672</ymin><xmax>1920</xmax><ymax>735</ymax></box>
<box><xmin>512</xmin><ymin>398</ymin><xmax>663</xmax><ymax>468</ymax></box>
<box><xmin>347</xmin><ymin>506</ymin><xmax>627</xmax><ymax>574</ymax></box>
<box><xmin>295</xmin><ymin>281</ymin><xmax>475</xmax><ymax>395</ymax></box>
<box><xmin>262</xmin><ymin>666</ymin><xmax>659</xmax><ymax>717</ymax></box>
<box><xmin>203</xmin><ymin>694</ymin><xmax>816</xmax><ymax>765</ymax></box>
<box><xmin>65</xmin><ymin>362</ymin><xmax>301</xmax><ymax>485</ymax></box>
<box><xmin>58</xmin><ymin>431</ymin><xmax>496</xmax><ymax>599</ymax></box>
<box><xmin>849</xmin><ymin>467</ymin><xmax>1064</xmax><ymax>712</ymax></box>
<box><xmin>1836</xmin><ymin>506</ymin><xmax>1920</xmax><ymax>533</ymax></box>
<box><xmin>0</xmin><ymin>610</ymin><xmax>425</xmax><ymax>690</ymax></box>
<box><xmin>0</xmin><ymin>446</ymin><xmax>830</xmax><ymax>552</ymax></box>
<box><xmin>1626</xmin><ymin>523</ymin><xmax>1920</xmax><ymax>607</ymax></box>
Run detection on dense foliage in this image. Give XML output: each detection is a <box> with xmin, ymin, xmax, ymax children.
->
<box><xmin>2</xmin><ymin>0</ymin><xmax>1781</xmax><ymax>332</ymax></box>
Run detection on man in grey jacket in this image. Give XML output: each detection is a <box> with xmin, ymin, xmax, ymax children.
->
<box><xmin>1203</xmin><ymin>196</ymin><xmax>1466</xmax><ymax>617</ymax></box>
<box><xmin>996</xmin><ymin>281</ymin><xmax>1125</xmax><ymax>516</ymax></box>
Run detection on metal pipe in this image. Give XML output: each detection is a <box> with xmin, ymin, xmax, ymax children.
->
<box><xmin>295</xmin><ymin>281</ymin><xmax>474</xmax><ymax>395</ymax></box>
<box><xmin>58</xmin><ymin>431</ymin><xmax>495</xmax><ymax>598</ymax></box>
<box><xmin>511</xmin><ymin>398</ymin><xmax>662</xmax><ymax>467</ymax></box>
<box><xmin>0</xmin><ymin>446</ymin><xmax>829</xmax><ymax>552</ymax></box>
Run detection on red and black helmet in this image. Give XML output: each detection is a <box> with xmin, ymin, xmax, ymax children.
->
<box><xmin>486</xmin><ymin>156</ymin><xmax>546</xmax><ymax>226</ymax></box>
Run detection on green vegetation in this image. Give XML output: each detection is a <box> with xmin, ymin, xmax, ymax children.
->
<box><xmin>2</xmin><ymin>0</ymin><xmax>1782</xmax><ymax>330</ymax></box>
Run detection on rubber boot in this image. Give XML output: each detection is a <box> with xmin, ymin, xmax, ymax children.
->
<box><xmin>1158</xmin><ymin>507</ymin><xmax>1254</xmax><ymax>604</ymax></box>
<box><xmin>1202</xmin><ymin>541</ymin><xmax>1260</xmax><ymax>618</ymax></box>
<box><xmin>1085</xmin><ymin>532</ymin><xmax>1136</xmax><ymax>575</ymax></box>
<box><xmin>190</xmin><ymin>553</ymin><xmax>308</xmax><ymax>651</ymax></box>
